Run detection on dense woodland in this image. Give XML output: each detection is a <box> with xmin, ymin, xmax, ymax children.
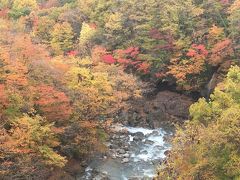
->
<box><xmin>0</xmin><ymin>0</ymin><xmax>239</xmax><ymax>179</ymax></box>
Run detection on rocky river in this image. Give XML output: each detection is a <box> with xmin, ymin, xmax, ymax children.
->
<box><xmin>79</xmin><ymin>124</ymin><xmax>173</xmax><ymax>180</ymax></box>
<box><xmin>76</xmin><ymin>90</ymin><xmax>194</xmax><ymax>180</ymax></box>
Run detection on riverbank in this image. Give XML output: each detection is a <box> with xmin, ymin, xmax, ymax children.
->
<box><xmin>79</xmin><ymin>124</ymin><xmax>173</xmax><ymax>180</ymax></box>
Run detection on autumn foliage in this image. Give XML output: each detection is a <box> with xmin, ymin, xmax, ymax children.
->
<box><xmin>33</xmin><ymin>85</ymin><xmax>72</xmax><ymax>123</ymax></box>
<box><xmin>0</xmin><ymin>0</ymin><xmax>239</xmax><ymax>179</ymax></box>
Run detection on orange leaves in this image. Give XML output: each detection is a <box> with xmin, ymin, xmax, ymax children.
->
<box><xmin>137</xmin><ymin>62</ymin><xmax>150</xmax><ymax>74</ymax></box>
<box><xmin>91</xmin><ymin>46</ymin><xmax>108</xmax><ymax>65</ymax></box>
<box><xmin>209</xmin><ymin>25</ymin><xmax>224</xmax><ymax>38</ymax></box>
<box><xmin>34</xmin><ymin>85</ymin><xmax>72</xmax><ymax>123</ymax></box>
<box><xmin>186</xmin><ymin>49</ymin><xmax>197</xmax><ymax>57</ymax></box>
<box><xmin>11</xmin><ymin>34</ymin><xmax>49</xmax><ymax>62</ymax></box>
<box><xmin>6</xmin><ymin>60</ymin><xmax>29</xmax><ymax>88</ymax></box>
<box><xmin>0</xmin><ymin>84</ymin><xmax>8</xmax><ymax>119</ymax></box>
<box><xmin>209</xmin><ymin>39</ymin><xmax>233</xmax><ymax>66</ymax></box>
<box><xmin>168</xmin><ymin>44</ymin><xmax>209</xmax><ymax>90</ymax></box>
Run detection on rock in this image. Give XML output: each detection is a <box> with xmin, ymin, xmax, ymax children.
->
<box><xmin>144</xmin><ymin>139</ymin><xmax>155</xmax><ymax>145</ymax></box>
<box><xmin>164</xmin><ymin>150</ymin><xmax>170</xmax><ymax>156</ymax></box>
<box><xmin>123</xmin><ymin>153</ymin><xmax>130</xmax><ymax>158</ymax></box>
<box><xmin>102</xmin><ymin>171</ymin><xmax>108</xmax><ymax>175</ymax></box>
<box><xmin>121</xmin><ymin>158</ymin><xmax>129</xmax><ymax>163</ymax></box>
<box><xmin>140</xmin><ymin>150</ymin><xmax>148</xmax><ymax>155</ymax></box>
<box><xmin>109</xmin><ymin>144</ymin><xmax>118</xmax><ymax>149</ymax></box>
<box><xmin>132</xmin><ymin>132</ymin><xmax>144</xmax><ymax>137</ymax></box>
<box><xmin>118</xmin><ymin>149</ymin><xmax>126</xmax><ymax>154</ymax></box>
<box><xmin>133</xmin><ymin>132</ymin><xmax>145</xmax><ymax>141</ymax></box>
<box><xmin>123</xmin><ymin>146</ymin><xmax>129</xmax><ymax>151</ymax></box>
<box><xmin>149</xmin><ymin>130</ymin><xmax>159</xmax><ymax>136</ymax></box>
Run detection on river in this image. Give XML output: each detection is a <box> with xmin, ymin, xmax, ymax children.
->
<box><xmin>79</xmin><ymin>124</ymin><xmax>172</xmax><ymax>180</ymax></box>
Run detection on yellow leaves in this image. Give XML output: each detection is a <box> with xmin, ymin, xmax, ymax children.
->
<box><xmin>104</xmin><ymin>12</ymin><xmax>123</xmax><ymax>31</ymax></box>
<box><xmin>228</xmin><ymin>0</ymin><xmax>240</xmax><ymax>13</ymax></box>
<box><xmin>50</xmin><ymin>22</ymin><xmax>74</xmax><ymax>55</ymax></box>
<box><xmin>189</xmin><ymin>98</ymin><xmax>212</xmax><ymax>125</ymax></box>
<box><xmin>1</xmin><ymin>115</ymin><xmax>67</xmax><ymax>168</ymax></box>
<box><xmin>209</xmin><ymin>25</ymin><xmax>224</xmax><ymax>39</ymax></box>
<box><xmin>12</xmin><ymin>0</ymin><xmax>38</xmax><ymax>11</ymax></box>
<box><xmin>79</xmin><ymin>22</ymin><xmax>97</xmax><ymax>49</ymax></box>
<box><xmin>192</xmin><ymin>7</ymin><xmax>204</xmax><ymax>17</ymax></box>
<box><xmin>39</xmin><ymin>146</ymin><xmax>67</xmax><ymax>168</ymax></box>
<box><xmin>157</xmin><ymin>66</ymin><xmax>240</xmax><ymax>179</ymax></box>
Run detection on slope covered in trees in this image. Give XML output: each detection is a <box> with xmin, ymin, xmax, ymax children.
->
<box><xmin>156</xmin><ymin>66</ymin><xmax>240</xmax><ymax>180</ymax></box>
<box><xmin>0</xmin><ymin>0</ymin><xmax>239</xmax><ymax>179</ymax></box>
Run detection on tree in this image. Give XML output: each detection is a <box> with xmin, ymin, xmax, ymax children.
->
<box><xmin>167</xmin><ymin>44</ymin><xmax>209</xmax><ymax>90</ymax></box>
<box><xmin>34</xmin><ymin>16</ymin><xmax>56</xmax><ymax>44</ymax></box>
<box><xmin>78</xmin><ymin>22</ymin><xmax>97</xmax><ymax>56</ymax></box>
<box><xmin>228</xmin><ymin>0</ymin><xmax>240</xmax><ymax>59</ymax></box>
<box><xmin>65</xmin><ymin>57</ymin><xmax>115</xmax><ymax>120</ymax></box>
<box><xmin>12</xmin><ymin>0</ymin><xmax>38</xmax><ymax>10</ymax></box>
<box><xmin>0</xmin><ymin>84</ymin><xmax>8</xmax><ymax>120</ymax></box>
<box><xmin>156</xmin><ymin>66</ymin><xmax>240</xmax><ymax>180</ymax></box>
<box><xmin>33</xmin><ymin>85</ymin><xmax>72</xmax><ymax>124</ymax></box>
<box><xmin>9</xmin><ymin>0</ymin><xmax>38</xmax><ymax>18</ymax></box>
<box><xmin>50</xmin><ymin>22</ymin><xmax>74</xmax><ymax>55</ymax></box>
<box><xmin>0</xmin><ymin>115</ymin><xmax>66</xmax><ymax>179</ymax></box>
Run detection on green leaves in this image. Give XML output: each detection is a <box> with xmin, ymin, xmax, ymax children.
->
<box><xmin>157</xmin><ymin>66</ymin><xmax>240</xmax><ymax>180</ymax></box>
<box><xmin>50</xmin><ymin>22</ymin><xmax>74</xmax><ymax>55</ymax></box>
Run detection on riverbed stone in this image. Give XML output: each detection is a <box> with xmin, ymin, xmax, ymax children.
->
<box><xmin>133</xmin><ymin>132</ymin><xmax>144</xmax><ymax>137</ymax></box>
<box><xmin>123</xmin><ymin>153</ymin><xmax>130</xmax><ymax>158</ymax></box>
<box><xmin>121</xmin><ymin>158</ymin><xmax>129</xmax><ymax>163</ymax></box>
<box><xmin>109</xmin><ymin>144</ymin><xmax>118</xmax><ymax>149</ymax></box>
<box><xmin>118</xmin><ymin>149</ymin><xmax>126</xmax><ymax>154</ymax></box>
<box><xmin>144</xmin><ymin>139</ymin><xmax>155</xmax><ymax>145</ymax></box>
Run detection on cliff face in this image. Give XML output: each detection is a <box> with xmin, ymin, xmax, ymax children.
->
<box><xmin>118</xmin><ymin>90</ymin><xmax>194</xmax><ymax>128</ymax></box>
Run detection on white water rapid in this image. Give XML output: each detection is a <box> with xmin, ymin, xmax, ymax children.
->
<box><xmin>80</xmin><ymin>125</ymin><xmax>172</xmax><ymax>180</ymax></box>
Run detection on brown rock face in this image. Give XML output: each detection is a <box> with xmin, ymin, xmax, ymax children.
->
<box><xmin>147</xmin><ymin>91</ymin><xmax>193</xmax><ymax>128</ymax></box>
<box><xmin>122</xmin><ymin>90</ymin><xmax>194</xmax><ymax>128</ymax></box>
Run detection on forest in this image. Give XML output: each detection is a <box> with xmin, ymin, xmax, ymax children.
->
<box><xmin>0</xmin><ymin>0</ymin><xmax>239</xmax><ymax>179</ymax></box>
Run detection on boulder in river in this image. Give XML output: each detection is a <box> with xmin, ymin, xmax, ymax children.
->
<box><xmin>144</xmin><ymin>139</ymin><xmax>155</xmax><ymax>145</ymax></box>
<box><xmin>123</xmin><ymin>153</ymin><xmax>130</xmax><ymax>158</ymax></box>
<box><xmin>118</xmin><ymin>149</ymin><xmax>126</xmax><ymax>154</ymax></box>
<box><xmin>121</xmin><ymin>158</ymin><xmax>129</xmax><ymax>163</ymax></box>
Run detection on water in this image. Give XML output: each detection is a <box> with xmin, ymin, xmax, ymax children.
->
<box><xmin>80</xmin><ymin>125</ymin><xmax>172</xmax><ymax>180</ymax></box>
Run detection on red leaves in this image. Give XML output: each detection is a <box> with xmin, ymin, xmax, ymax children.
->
<box><xmin>209</xmin><ymin>39</ymin><xmax>233</xmax><ymax>66</ymax></box>
<box><xmin>67</xmin><ymin>50</ymin><xmax>78</xmax><ymax>57</ymax></box>
<box><xmin>88</xmin><ymin>23</ymin><xmax>97</xmax><ymax>29</ymax></box>
<box><xmin>102</xmin><ymin>54</ymin><xmax>116</xmax><ymax>64</ymax></box>
<box><xmin>191</xmin><ymin>44</ymin><xmax>208</xmax><ymax>56</ymax></box>
<box><xmin>101</xmin><ymin>47</ymin><xmax>139</xmax><ymax>65</ymax></box>
<box><xmin>186</xmin><ymin>49</ymin><xmax>197</xmax><ymax>57</ymax></box>
<box><xmin>34</xmin><ymin>85</ymin><xmax>72</xmax><ymax>123</ymax></box>
<box><xmin>168</xmin><ymin>44</ymin><xmax>209</xmax><ymax>90</ymax></box>
<box><xmin>117</xmin><ymin>58</ymin><xmax>131</xmax><ymax>65</ymax></box>
<box><xmin>101</xmin><ymin>46</ymin><xmax>152</xmax><ymax>75</ymax></box>
<box><xmin>137</xmin><ymin>62</ymin><xmax>150</xmax><ymax>74</ymax></box>
<box><xmin>0</xmin><ymin>8</ymin><xmax>9</xmax><ymax>18</ymax></box>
